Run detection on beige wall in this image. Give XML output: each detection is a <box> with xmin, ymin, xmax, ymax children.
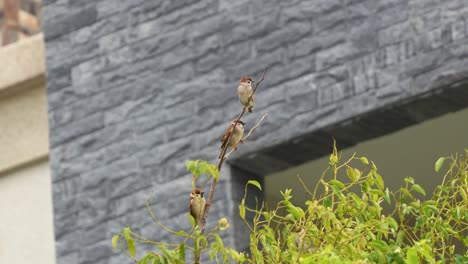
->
<box><xmin>266</xmin><ymin>107</ymin><xmax>468</xmax><ymax>205</ymax></box>
<box><xmin>0</xmin><ymin>159</ymin><xmax>56</xmax><ymax>263</ymax></box>
<box><xmin>0</xmin><ymin>33</ymin><xmax>55</xmax><ymax>263</ymax></box>
<box><xmin>0</xmin><ymin>81</ymin><xmax>49</xmax><ymax>171</ymax></box>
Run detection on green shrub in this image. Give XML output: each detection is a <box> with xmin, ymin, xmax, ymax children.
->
<box><xmin>112</xmin><ymin>147</ymin><xmax>468</xmax><ymax>264</ymax></box>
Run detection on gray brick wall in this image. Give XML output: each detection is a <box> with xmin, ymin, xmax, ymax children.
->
<box><xmin>43</xmin><ymin>0</ymin><xmax>468</xmax><ymax>263</ymax></box>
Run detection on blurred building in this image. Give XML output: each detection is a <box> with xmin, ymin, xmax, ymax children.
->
<box><xmin>0</xmin><ymin>0</ymin><xmax>55</xmax><ymax>263</ymax></box>
<box><xmin>39</xmin><ymin>1</ymin><xmax>468</xmax><ymax>264</ymax></box>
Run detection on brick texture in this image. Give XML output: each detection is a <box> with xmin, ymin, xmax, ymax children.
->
<box><xmin>43</xmin><ymin>0</ymin><xmax>468</xmax><ymax>263</ymax></box>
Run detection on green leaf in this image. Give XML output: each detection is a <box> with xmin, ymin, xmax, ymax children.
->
<box><xmin>411</xmin><ymin>184</ymin><xmax>426</xmax><ymax>196</ymax></box>
<box><xmin>369</xmin><ymin>240</ymin><xmax>388</xmax><ymax>253</ymax></box>
<box><xmin>397</xmin><ymin>231</ymin><xmax>405</xmax><ymax>244</ymax></box>
<box><xmin>384</xmin><ymin>188</ymin><xmax>391</xmax><ymax>204</ymax></box>
<box><xmin>406</xmin><ymin>248</ymin><xmax>419</xmax><ymax>264</ymax></box>
<box><xmin>128</xmin><ymin>237</ymin><xmax>136</xmax><ymax>257</ymax></box>
<box><xmin>207</xmin><ymin>164</ymin><xmax>219</xmax><ymax>181</ymax></box>
<box><xmin>409</xmin><ymin>201</ymin><xmax>420</xmax><ymax>209</ymax></box>
<box><xmin>324</xmin><ymin>198</ymin><xmax>331</xmax><ymax>208</ymax></box>
<box><xmin>387</xmin><ymin>217</ymin><xmax>399</xmax><ymax>230</ymax></box>
<box><xmin>112</xmin><ymin>234</ymin><xmax>120</xmax><ymax>251</ymax></box>
<box><xmin>354</xmin><ymin>168</ymin><xmax>362</xmax><ymax>181</ymax></box>
<box><xmin>239</xmin><ymin>203</ymin><xmax>245</xmax><ymax>220</ymax></box>
<box><xmin>286</xmin><ymin>202</ymin><xmax>304</xmax><ymax>220</ymax></box>
<box><xmin>359</xmin><ymin>157</ymin><xmax>369</xmax><ymax>165</ymax></box>
<box><xmin>179</xmin><ymin>242</ymin><xmax>186</xmax><ymax>261</ymax></box>
<box><xmin>214</xmin><ymin>233</ymin><xmax>224</xmax><ymax>248</ymax></box>
<box><xmin>186</xmin><ymin>160</ymin><xmax>195</xmax><ymax>173</ymax></box>
<box><xmin>361</xmin><ymin>181</ymin><xmax>369</xmax><ymax>192</ymax></box>
<box><xmin>422</xmin><ymin>204</ymin><xmax>438</xmax><ymax>214</ymax></box>
<box><xmin>138</xmin><ymin>254</ymin><xmax>155</xmax><ymax>264</ymax></box>
<box><xmin>435</xmin><ymin>157</ymin><xmax>446</xmax><ymax>173</ymax></box>
<box><xmin>404</xmin><ymin>177</ymin><xmax>414</xmax><ymax>184</ymax></box>
<box><xmin>123</xmin><ymin>227</ymin><xmax>131</xmax><ymax>241</ymax></box>
<box><xmin>455</xmin><ymin>206</ymin><xmax>461</xmax><ymax>221</ymax></box>
<box><xmin>329</xmin><ymin>179</ymin><xmax>345</xmax><ymax>190</ymax></box>
<box><xmin>198</xmin><ymin>162</ymin><xmax>208</xmax><ymax>174</ymax></box>
<box><xmin>346</xmin><ymin>166</ymin><xmax>357</xmax><ymax>182</ymax></box>
<box><xmin>370</xmin><ymin>189</ymin><xmax>384</xmax><ymax>196</ymax></box>
<box><xmin>374</xmin><ymin>172</ymin><xmax>384</xmax><ymax>190</ymax></box>
<box><xmin>399</xmin><ymin>188</ymin><xmax>413</xmax><ymax>199</ymax></box>
<box><xmin>455</xmin><ymin>255</ymin><xmax>468</xmax><ymax>264</ymax></box>
<box><xmin>187</xmin><ymin>213</ymin><xmax>195</xmax><ymax>227</ymax></box>
<box><xmin>247</xmin><ymin>180</ymin><xmax>262</xmax><ymax>191</ymax></box>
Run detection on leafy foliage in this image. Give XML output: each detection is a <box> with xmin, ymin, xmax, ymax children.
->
<box><xmin>113</xmin><ymin>149</ymin><xmax>467</xmax><ymax>263</ymax></box>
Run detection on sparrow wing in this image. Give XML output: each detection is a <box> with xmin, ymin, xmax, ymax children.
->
<box><xmin>220</xmin><ymin>124</ymin><xmax>234</xmax><ymax>149</ymax></box>
<box><xmin>189</xmin><ymin>197</ymin><xmax>196</xmax><ymax>220</ymax></box>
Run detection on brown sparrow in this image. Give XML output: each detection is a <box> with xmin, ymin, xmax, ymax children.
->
<box><xmin>219</xmin><ymin>119</ymin><xmax>245</xmax><ymax>158</ymax></box>
<box><xmin>237</xmin><ymin>76</ymin><xmax>254</xmax><ymax>112</ymax></box>
<box><xmin>189</xmin><ymin>188</ymin><xmax>206</xmax><ymax>227</ymax></box>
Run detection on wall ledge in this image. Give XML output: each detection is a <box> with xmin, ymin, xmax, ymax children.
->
<box><xmin>0</xmin><ymin>33</ymin><xmax>46</xmax><ymax>96</ymax></box>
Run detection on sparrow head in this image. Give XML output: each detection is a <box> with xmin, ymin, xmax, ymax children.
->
<box><xmin>191</xmin><ymin>188</ymin><xmax>204</xmax><ymax>198</ymax></box>
<box><xmin>240</xmin><ymin>76</ymin><xmax>254</xmax><ymax>85</ymax></box>
<box><xmin>231</xmin><ymin>119</ymin><xmax>246</xmax><ymax>127</ymax></box>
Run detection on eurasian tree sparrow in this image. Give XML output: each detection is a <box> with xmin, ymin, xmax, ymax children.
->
<box><xmin>237</xmin><ymin>76</ymin><xmax>254</xmax><ymax>112</ymax></box>
<box><xmin>219</xmin><ymin>119</ymin><xmax>245</xmax><ymax>158</ymax></box>
<box><xmin>189</xmin><ymin>188</ymin><xmax>206</xmax><ymax>227</ymax></box>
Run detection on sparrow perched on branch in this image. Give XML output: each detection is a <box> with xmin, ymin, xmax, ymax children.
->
<box><xmin>237</xmin><ymin>76</ymin><xmax>255</xmax><ymax>112</ymax></box>
<box><xmin>219</xmin><ymin>119</ymin><xmax>245</xmax><ymax>159</ymax></box>
<box><xmin>189</xmin><ymin>188</ymin><xmax>206</xmax><ymax>227</ymax></box>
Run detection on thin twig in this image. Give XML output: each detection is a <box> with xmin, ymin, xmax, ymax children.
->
<box><xmin>224</xmin><ymin>113</ymin><xmax>269</xmax><ymax>159</ymax></box>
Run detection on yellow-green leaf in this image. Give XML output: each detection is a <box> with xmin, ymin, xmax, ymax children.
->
<box><xmin>387</xmin><ymin>217</ymin><xmax>398</xmax><ymax>230</ymax></box>
<box><xmin>369</xmin><ymin>240</ymin><xmax>388</xmax><ymax>253</ymax></box>
<box><xmin>128</xmin><ymin>237</ymin><xmax>136</xmax><ymax>257</ymax></box>
<box><xmin>247</xmin><ymin>180</ymin><xmax>262</xmax><ymax>191</ymax></box>
<box><xmin>359</xmin><ymin>157</ymin><xmax>369</xmax><ymax>165</ymax></box>
<box><xmin>112</xmin><ymin>234</ymin><xmax>120</xmax><ymax>251</ymax></box>
<box><xmin>123</xmin><ymin>227</ymin><xmax>131</xmax><ymax>241</ymax></box>
<box><xmin>139</xmin><ymin>254</ymin><xmax>156</xmax><ymax>264</ymax></box>
<box><xmin>329</xmin><ymin>180</ymin><xmax>345</xmax><ymax>190</ymax></box>
<box><xmin>374</xmin><ymin>172</ymin><xmax>384</xmax><ymax>190</ymax></box>
<box><xmin>404</xmin><ymin>177</ymin><xmax>414</xmax><ymax>184</ymax></box>
<box><xmin>207</xmin><ymin>164</ymin><xmax>219</xmax><ymax>181</ymax></box>
<box><xmin>239</xmin><ymin>203</ymin><xmax>245</xmax><ymax>220</ymax></box>
<box><xmin>399</xmin><ymin>187</ymin><xmax>413</xmax><ymax>199</ymax></box>
<box><xmin>346</xmin><ymin>166</ymin><xmax>356</xmax><ymax>182</ymax></box>
<box><xmin>187</xmin><ymin>213</ymin><xmax>195</xmax><ymax>227</ymax></box>
<box><xmin>286</xmin><ymin>204</ymin><xmax>304</xmax><ymax>220</ymax></box>
<box><xmin>435</xmin><ymin>157</ymin><xmax>446</xmax><ymax>173</ymax></box>
<box><xmin>384</xmin><ymin>188</ymin><xmax>391</xmax><ymax>204</ymax></box>
<box><xmin>354</xmin><ymin>168</ymin><xmax>361</xmax><ymax>181</ymax></box>
<box><xmin>406</xmin><ymin>248</ymin><xmax>419</xmax><ymax>264</ymax></box>
<box><xmin>370</xmin><ymin>189</ymin><xmax>384</xmax><ymax>196</ymax></box>
<box><xmin>179</xmin><ymin>242</ymin><xmax>186</xmax><ymax>261</ymax></box>
<box><xmin>186</xmin><ymin>160</ymin><xmax>195</xmax><ymax>173</ymax></box>
<box><xmin>411</xmin><ymin>184</ymin><xmax>426</xmax><ymax>196</ymax></box>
